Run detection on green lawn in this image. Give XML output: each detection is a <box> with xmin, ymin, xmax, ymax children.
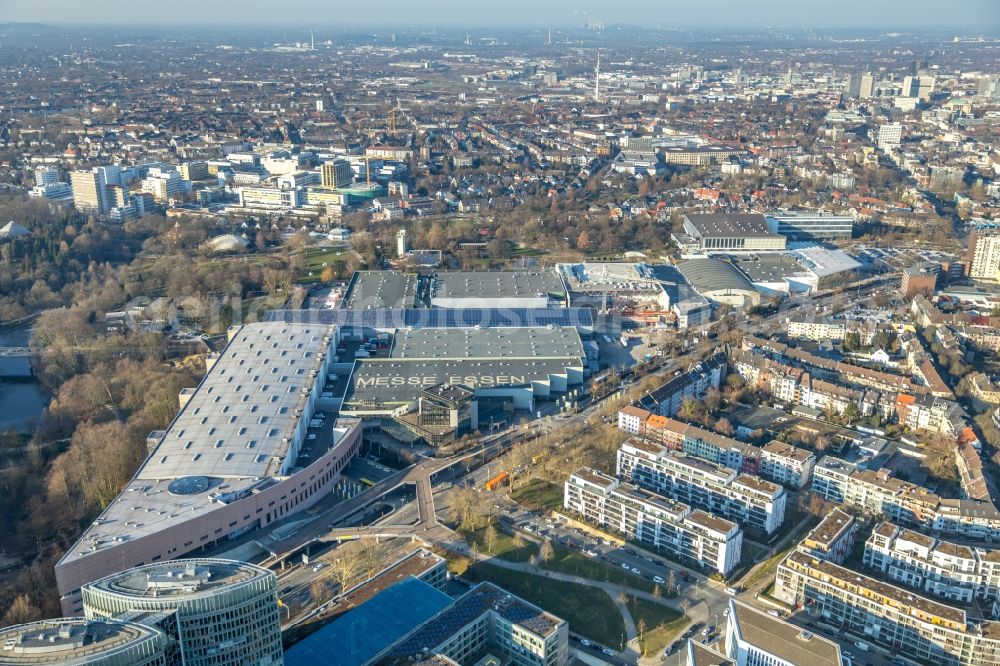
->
<box><xmin>510</xmin><ymin>480</ymin><xmax>564</xmax><ymax>512</ymax></box>
<box><xmin>295</xmin><ymin>247</ymin><xmax>349</xmax><ymax>283</ymax></box>
<box><xmin>541</xmin><ymin>545</ymin><xmax>658</xmax><ymax>594</ymax></box>
<box><xmin>461</xmin><ymin>560</ymin><xmax>626</xmax><ymax>648</ymax></box>
<box><xmin>302</xmin><ymin>246</ymin><xmax>349</xmax><ymax>268</ymax></box>
<box><xmin>629</xmin><ymin>597</ymin><xmax>687</xmax><ymax>657</ymax></box>
<box><xmin>511</xmin><ymin>246</ymin><xmax>548</xmax><ymax>257</ymax></box>
<box><xmin>459</xmin><ymin>526</ymin><xmax>537</xmax><ymax>562</ymax></box>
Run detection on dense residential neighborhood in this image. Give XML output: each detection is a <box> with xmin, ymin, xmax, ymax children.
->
<box><xmin>0</xmin><ymin>9</ymin><xmax>998</xmax><ymax>666</ymax></box>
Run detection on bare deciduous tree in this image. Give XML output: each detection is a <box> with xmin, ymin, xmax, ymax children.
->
<box><xmin>484</xmin><ymin>524</ymin><xmax>499</xmax><ymax>555</ymax></box>
<box><xmin>540</xmin><ymin>538</ymin><xmax>554</xmax><ymax>563</ymax></box>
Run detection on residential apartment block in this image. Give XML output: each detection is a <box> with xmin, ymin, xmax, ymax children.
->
<box><xmin>894</xmin><ymin>393</ymin><xmax>971</xmax><ymax>438</ymax></box>
<box><xmin>812</xmin><ymin>456</ymin><xmax>1000</xmax><ymax>541</ymax></box>
<box><xmin>730</xmin><ymin>348</ymin><xmax>897</xmax><ymax>420</ymax></box>
<box><xmin>617</xmin><ymin>408</ymin><xmax>759</xmax><ymax>474</ymax></box>
<box><xmin>739</xmin><ymin>335</ymin><xmax>924</xmax><ymax>396</ymax></box>
<box><xmin>617</xmin><ymin>439</ymin><xmax>786</xmax><ymax>535</ymax></box>
<box><xmin>616</xmin><ymin>408</ymin><xmax>815</xmax><ymax>489</ymax></box>
<box><xmin>796</xmin><ymin>507</ymin><xmax>858</xmax><ymax>563</ymax></box>
<box><xmin>864</xmin><ymin>521</ymin><xmax>1000</xmax><ymax>604</ymax></box>
<box><xmin>631</xmin><ymin>353</ymin><xmax>727</xmax><ymax>418</ymax></box>
<box><xmin>564</xmin><ymin>468</ymin><xmax>742</xmax><ymax>575</ymax></box>
<box><xmin>968</xmin><ymin>228</ymin><xmax>1000</xmax><ymax>281</ymax></box>
<box><xmin>759</xmin><ymin>440</ymin><xmax>816</xmax><ymax>489</ymax></box>
<box><xmin>786</xmin><ymin>315</ymin><xmax>846</xmax><ymax>342</ymax></box>
<box><xmin>776</xmin><ymin>549</ymin><xmax>1000</xmax><ymax>666</ymax></box>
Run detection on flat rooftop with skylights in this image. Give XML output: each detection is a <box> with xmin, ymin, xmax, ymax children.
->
<box><xmin>55</xmin><ymin>322</ymin><xmax>364</xmax><ymax>616</ymax></box>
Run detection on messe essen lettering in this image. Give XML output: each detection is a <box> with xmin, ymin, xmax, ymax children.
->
<box><xmin>356</xmin><ymin>375</ymin><xmax>527</xmax><ymax>388</ymax></box>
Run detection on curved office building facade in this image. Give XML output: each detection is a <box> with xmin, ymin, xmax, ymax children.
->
<box><xmin>0</xmin><ymin>618</ymin><xmax>167</xmax><ymax>666</ymax></box>
<box><xmin>81</xmin><ymin>559</ymin><xmax>282</xmax><ymax>666</ymax></box>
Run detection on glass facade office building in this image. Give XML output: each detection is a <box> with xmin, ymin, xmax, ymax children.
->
<box><xmin>81</xmin><ymin>559</ymin><xmax>282</xmax><ymax>666</ymax></box>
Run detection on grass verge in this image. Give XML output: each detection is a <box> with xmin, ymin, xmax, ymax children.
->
<box><xmin>459</xmin><ymin>526</ymin><xmax>537</xmax><ymax>563</ymax></box>
<box><xmin>460</xmin><ymin>560</ymin><xmax>626</xmax><ymax>648</ymax></box>
<box><xmin>510</xmin><ymin>479</ymin><xmax>564</xmax><ymax>512</ymax></box>
<box><xmin>542</xmin><ymin>545</ymin><xmax>658</xmax><ymax>594</ymax></box>
<box><xmin>629</xmin><ymin>597</ymin><xmax>687</xmax><ymax>656</ymax></box>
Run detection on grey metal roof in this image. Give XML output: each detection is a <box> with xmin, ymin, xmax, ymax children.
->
<box><xmin>676</xmin><ymin>258</ymin><xmax>755</xmax><ymax>294</ymax></box>
<box><xmin>430</xmin><ymin>270</ymin><xmax>565</xmax><ymax>300</ymax></box>
<box><xmin>57</xmin><ymin>323</ymin><xmax>358</xmax><ymax>568</ymax></box>
<box><xmin>343</xmin><ymin>271</ymin><xmax>420</xmax><ymax>309</ymax></box>
<box><xmin>265</xmin><ymin>307</ymin><xmax>596</xmax><ymax>330</ymax></box>
<box><xmin>390</xmin><ymin>326</ymin><xmax>585</xmax><ymax>361</ymax></box>
<box><xmin>684</xmin><ymin>213</ymin><xmax>775</xmax><ymax>238</ymax></box>
<box><xmin>143</xmin><ymin>322</ymin><xmax>332</xmax><ymax>480</ymax></box>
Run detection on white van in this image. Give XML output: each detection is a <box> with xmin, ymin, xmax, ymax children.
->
<box><xmin>725</xmin><ymin>587</ymin><xmax>738</xmax><ymax>596</ymax></box>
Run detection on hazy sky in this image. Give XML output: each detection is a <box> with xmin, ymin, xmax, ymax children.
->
<box><xmin>3</xmin><ymin>0</ymin><xmax>998</xmax><ymax>28</ymax></box>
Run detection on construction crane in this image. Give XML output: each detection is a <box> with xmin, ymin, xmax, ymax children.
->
<box><xmin>388</xmin><ymin>107</ymin><xmax>396</xmax><ymax>135</ymax></box>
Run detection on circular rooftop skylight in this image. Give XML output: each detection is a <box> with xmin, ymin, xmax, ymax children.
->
<box><xmin>167</xmin><ymin>476</ymin><xmax>210</xmax><ymax>496</ymax></box>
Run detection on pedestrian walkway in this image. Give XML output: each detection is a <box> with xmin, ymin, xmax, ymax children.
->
<box><xmin>443</xmin><ymin>542</ymin><xmax>709</xmax><ymax>664</ymax></box>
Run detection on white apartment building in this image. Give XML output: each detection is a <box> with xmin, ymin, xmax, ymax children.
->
<box><xmin>864</xmin><ymin>521</ymin><xmax>1000</xmax><ymax>604</ymax></box>
<box><xmin>276</xmin><ymin>170</ymin><xmax>319</xmax><ymax>190</ymax></box>
<box><xmin>237</xmin><ymin>186</ymin><xmax>303</xmax><ymax>210</ymax></box>
<box><xmin>34</xmin><ymin>165</ymin><xmax>61</xmax><ymax>186</ymax></box>
<box><xmin>29</xmin><ymin>181</ymin><xmax>73</xmax><ymax>202</ymax></box>
<box><xmin>141</xmin><ymin>170</ymin><xmax>188</xmax><ymax>203</ymax></box>
<box><xmin>776</xmin><ymin>549</ymin><xmax>1000</xmax><ymax>666</ymax></box>
<box><xmin>797</xmin><ymin>508</ymin><xmax>858</xmax><ymax>563</ymax></box>
<box><xmin>812</xmin><ymin>456</ymin><xmax>1000</xmax><ymax>541</ymax></box>
<box><xmin>564</xmin><ymin>468</ymin><xmax>742</xmax><ymax>575</ymax></box>
<box><xmin>759</xmin><ymin>441</ymin><xmax>816</xmax><ymax>489</ymax></box>
<box><xmin>70</xmin><ymin>168</ymin><xmax>109</xmax><ymax>213</ymax></box>
<box><xmin>617</xmin><ymin>405</ymin><xmax>648</xmax><ymax>435</ymax></box>
<box><xmin>616</xmin><ymin>439</ymin><xmax>786</xmax><ymax>535</ymax></box>
<box><xmin>786</xmin><ymin>315</ymin><xmax>846</xmax><ymax>341</ymax></box>
<box><xmin>897</xmin><ymin>394</ymin><xmax>967</xmax><ymax>437</ymax></box>
<box><xmin>969</xmin><ymin>230</ymin><xmax>1000</xmax><ymax>281</ymax></box>
<box><xmin>877</xmin><ymin>122</ymin><xmax>903</xmax><ymax>150</ymax></box>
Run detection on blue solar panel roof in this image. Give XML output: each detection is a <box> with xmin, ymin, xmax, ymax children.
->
<box><xmin>283</xmin><ymin>577</ymin><xmax>453</xmax><ymax>666</ymax></box>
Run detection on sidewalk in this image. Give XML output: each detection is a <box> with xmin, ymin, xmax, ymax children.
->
<box><xmin>445</xmin><ymin>541</ymin><xmax>709</xmax><ymax>664</ymax></box>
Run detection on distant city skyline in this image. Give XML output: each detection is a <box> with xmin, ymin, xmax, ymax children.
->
<box><xmin>2</xmin><ymin>0</ymin><xmax>998</xmax><ymax>29</ymax></box>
